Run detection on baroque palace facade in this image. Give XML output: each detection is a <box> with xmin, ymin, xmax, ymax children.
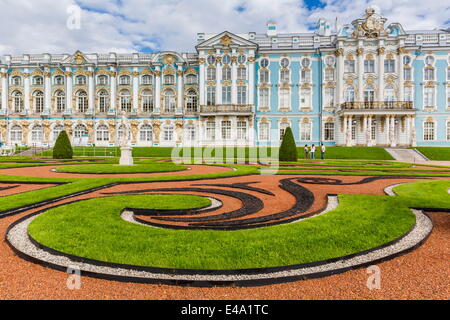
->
<box><xmin>0</xmin><ymin>8</ymin><xmax>450</xmax><ymax>148</ymax></box>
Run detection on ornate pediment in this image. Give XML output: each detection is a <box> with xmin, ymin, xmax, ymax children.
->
<box><xmin>351</xmin><ymin>8</ymin><xmax>388</xmax><ymax>39</ymax></box>
<box><xmin>63</xmin><ymin>51</ymin><xmax>92</xmax><ymax>65</ymax></box>
<box><xmin>196</xmin><ymin>31</ymin><xmax>258</xmax><ymax>50</ymax></box>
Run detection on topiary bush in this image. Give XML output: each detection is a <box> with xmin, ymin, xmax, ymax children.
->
<box><xmin>279</xmin><ymin>127</ymin><xmax>298</xmax><ymax>162</ymax></box>
<box><xmin>53</xmin><ymin>130</ymin><xmax>73</xmax><ymax>159</ymax></box>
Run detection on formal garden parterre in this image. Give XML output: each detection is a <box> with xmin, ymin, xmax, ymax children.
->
<box><xmin>0</xmin><ymin>148</ymin><xmax>448</xmax><ymax>298</ymax></box>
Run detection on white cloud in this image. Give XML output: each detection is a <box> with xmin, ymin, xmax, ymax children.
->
<box><xmin>0</xmin><ymin>0</ymin><xmax>448</xmax><ymax>56</ymax></box>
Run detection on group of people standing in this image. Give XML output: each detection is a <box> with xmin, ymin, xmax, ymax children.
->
<box><xmin>304</xmin><ymin>144</ymin><xmax>327</xmax><ymax>160</ymax></box>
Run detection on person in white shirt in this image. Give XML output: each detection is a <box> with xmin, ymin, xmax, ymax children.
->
<box><xmin>321</xmin><ymin>143</ymin><xmax>326</xmax><ymax>160</ymax></box>
<box><xmin>310</xmin><ymin>144</ymin><xmax>316</xmax><ymax>160</ymax></box>
<box><xmin>304</xmin><ymin>145</ymin><xmax>309</xmax><ymax>160</ymax></box>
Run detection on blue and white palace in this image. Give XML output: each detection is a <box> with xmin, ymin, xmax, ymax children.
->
<box><xmin>0</xmin><ymin>8</ymin><xmax>449</xmax><ymax>148</ymax></box>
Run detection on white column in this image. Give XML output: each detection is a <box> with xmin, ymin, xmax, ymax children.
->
<box><xmin>377</xmin><ymin>46</ymin><xmax>385</xmax><ymax>102</ymax></box>
<box><xmin>343</xmin><ymin>115</ymin><xmax>348</xmax><ymax>146</ymax></box>
<box><xmin>248</xmin><ymin>58</ymin><xmax>255</xmax><ymax>108</ymax></box>
<box><xmin>44</xmin><ymin>71</ymin><xmax>51</xmax><ymax>112</ymax></box>
<box><xmin>24</xmin><ymin>72</ymin><xmax>30</xmax><ymax>112</ymax></box>
<box><xmin>1</xmin><ymin>71</ymin><xmax>8</xmax><ymax>112</ymax></box>
<box><xmin>411</xmin><ymin>116</ymin><xmax>417</xmax><ymax>147</ymax></box>
<box><xmin>216</xmin><ymin>59</ymin><xmax>222</xmax><ymax>105</ymax></box>
<box><xmin>133</xmin><ymin>70</ymin><xmax>139</xmax><ymax>110</ymax></box>
<box><xmin>231</xmin><ymin>58</ymin><xmax>237</xmax><ymax>105</ymax></box>
<box><xmin>357</xmin><ymin>47</ymin><xmax>364</xmax><ymax>103</ymax></box>
<box><xmin>88</xmin><ymin>71</ymin><xmax>94</xmax><ymax>111</ymax></box>
<box><xmin>199</xmin><ymin>60</ymin><xmax>206</xmax><ymax>107</ymax></box>
<box><xmin>362</xmin><ymin>115</ymin><xmax>368</xmax><ymax>146</ymax></box>
<box><xmin>110</xmin><ymin>69</ymin><xmax>116</xmax><ymax>111</ymax></box>
<box><xmin>405</xmin><ymin>115</ymin><xmax>411</xmax><ymax>146</ymax></box>
<box><xmin>176</xmin><ymin>66</ymin><xmax>183</xmax><ymax>112</ymax></box>
<box><xmin>66</xmin><ymin>70</ymin><xmax>73</xmax><ymax>111</ymax></box>
<box><xmin>398</xmin><ymin>51</ymin><xmax>405</xmax><ymax>102</ymax></box>
<box><xmin>155</xmin><ymin>66</ymin><xmax>161</xmax><ymax>112</ymax></box>
<box><xmin>336</xmin><ymin>49</ymin><xmax>344</xmax><ymax>105</ymax></box>
<box><xmin>390</xmin><ymin>116</ymin><xmax>396</xmax><ymax>147</ymax></box>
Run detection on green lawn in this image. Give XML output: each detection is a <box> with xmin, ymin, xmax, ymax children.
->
<box><xmin>28</xmin><ymin>193</ymin><xmax>416</xmax><ymax>270</ymax></box>
<box><xmin>300</xmin><ymin>147</ymin><xmax>394</xmax><ymax>160</ymax></box>
<box><xmin>56</xmin><ymin>163</ymin><xmax>187</xmax><ymax>174</ymax></box>
<box><xmin>415</xmin><ymin>147</ymin><xmax>450</xmax><ymax>161</ymax></box>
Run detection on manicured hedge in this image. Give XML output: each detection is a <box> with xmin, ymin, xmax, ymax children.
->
<box><xmin>53</xmin><ymin>131</ymin><xmax>73</xmax><ymax>159</ymax></box>
<box><xmin>279</xmin><ymin>128</ymin><xmax>298</xmax><ymax>162</ymax></box>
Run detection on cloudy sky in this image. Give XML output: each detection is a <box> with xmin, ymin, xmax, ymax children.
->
<box><xmin>0</xmin><ymin>0</ymin><xmax>448</xmax><ymax>56</ymax></box>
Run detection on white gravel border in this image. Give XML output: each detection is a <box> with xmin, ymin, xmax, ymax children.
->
<box><xmin>6</xmin><ymin>195</ymin><xmax>432</xmax><ymax>284</ymax></box>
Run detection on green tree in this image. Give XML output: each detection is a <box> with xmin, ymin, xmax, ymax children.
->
<box><xmin>279</xmin><ymin>127</ymin><xmax>298</xmax><ymax>162</ymax></box>
<box><xmin>53</xmin><ymin>130</ymin><xmax>73</xmax><ymax>159</ymax></box>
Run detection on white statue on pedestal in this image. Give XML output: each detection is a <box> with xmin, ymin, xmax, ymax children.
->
<box><xmin>119</xmin><ymin>112</ymin><xmax>134</xmax><ymax>166</ymax></box>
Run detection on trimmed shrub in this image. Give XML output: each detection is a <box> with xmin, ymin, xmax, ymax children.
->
<box><xmin>53</xmin><ymin>130</ymin><xmax>73</xmax><ymax>159</ymax></box>
<box><xmin>279</xmin><ymin>127</ymin><xmax>298</xmax><ymax>162</ymax></box>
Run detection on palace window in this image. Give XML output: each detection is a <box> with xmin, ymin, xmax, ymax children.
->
<box><xmin>33</xmin><ymin>76</ymin><xmax>43</xmax><ymax>86</ymax></box>
<box><xmin>301</xmin><ymin>58</ymin><xmax>311</xmax><ymax>68</ymax></box>
<box><xmin>403</xmin><ymin>56</ymin><xmax>411</xmax><ymax>65</ymax></box>
<box><xmin>403</xmin><ymin>67</ymin><xmax>412</xmax><ymax>81</ymax></box>
<box><xmin>75</xmin><ymin>75</ymin><xmax>87</xmax><ymax>85</ymax></box>
<box><xmin>324</xmin><ymin>122</ymin><xmax>335</xmax><ymax>141</ymax></box>
<box><xmin>237</xmin><ymin>86</ymin><xmax>247</xmax><ymax>105</ymax></box>
<box><xmin>238</xmin><ymin>55</ymin><xmax>246</xmax><ymax>64</ymax></box>
<box><xmin>259</xmin><ymin>69</ymin><xmax>269</xmax><ymax>83</ymax></box>
<box><xmin>325</xmin><ymin>56</ymin><xmax>335</xmax><ymax>66</ymax></box>
<box><xmin>300</xmin><ymin>122</ymin><xmax>312</xmax><ymax>141</ymax></box>
<box><xmin>237</xmin><ymin>67</ymin><xmax>247</xmax><ymax>80</ymax></box>
<box><xmin>447</xmin><ymin>121</ymin><xmax>450</xmax><ymax>141</ymax></box>
<box><xmin>141</xmin><ymin>75</ymin><xmax>153</xmax><ymax>85</ymax></box>
<box><xmin>207</xmin><ymin>68</ymin><xmax>216</xmax><ymax>81</ymax></box>
<box><xmin>423</xmin><ymin>121</ymin><xmax>435</xmax><ymax>141</ymax></box>
<box><xmin>300</xmin><ymin>88</ymin><xmax>311</xmax><ymax>109</ymax></box>
<box><xmin>260</xmin><ymin>58</ymin><xmax>269</xmax><ymax>68</ymax></box>
<box><xmin>259</xmin><ymin>88</ymin><xmax>269</xmax><ymax>109</ymax></box>
<box><xmin>186</xmin><ymin>89</ymin><xmax>198</xmax><ymax>112</ymax></box>
<box><xmin>96</xmin><ymin>125</ymin><xmax>109</xmax><ymax>142</ymax></box>
<box><xmin>280</xmin><ymin>58</ymin><xmax>290</xmax><ymax>68</ymax></box>
<box><xmin>31</xmin><ymin>125</ymin><xmax>43</xmax><ymax>142</ymax></box>
<box><xmin>344</xmin><ymin>60</ymin><xmax>355</xmax><ymax>73</ymax></box>
<box><xmin>206</xmin><ymin>120</ymin><xmax>215</xmax><ymax>141</ymax></box>
<box><xmin>384</xmin><ymin>85</ymin><xmax>395</xmax><ymax>108</ymax></box>
<box><xmin>345</xmin><ymin>86</ymin><xmax>355</xmax><ymax>103</ymax></box>
<box><xmin>364</xmin><ymin>85</ymin><xmax>375</xmax><ymax>107</ymax></box>
<box><xmin>447</xmin><ymin>88</ymin><xmax>450</xmax><ymax>108</ymax></box>
<box><xmin>207</xmin><ymin>55</ymin><xmax>215</xmax><ymax>65</ymax></box>
<box><xmin>371</xmin><ymin>120</ymin><xmax>377</xmax><ymax>141</ymax></box>
<box><xmin>222</xmin><ymin>55</ymin><xmax>231</xmax><ymax>65</ymax></box>
<box><xmin>221</xmin><ymin>121</ymin><xmax>231</xmax><ymax>140</ymax></box>
<box><xmin>222</xmin><ymin>86</ymin><xmax>231</xmax><ymax>104</ymax></box>
<box><xmin>351</xmin><ymin>121</ymin><xmax>356</xmax><ymax>140</ymax></box>
<box><xmin>259</xmin><ymin>122</ymin><xmax>270</xmax><ymax>141</ymax></box>
<box><xmin>141</xmin><ymin>89</ymin><xmax>154</xmax><ymax>112</ymax></box>
<box><xmin>54</xmin><ymin>76</ymin><xmax>65</xmax><ymax>85</ymax></box>
<box><xmin>207</xmin><ymin>86</ymin><xmax>215</xmax><ymax>106</ymax></box>
<box><xmin>405</xmin><ymin>86</ymin><xmax>413</xmax><ymax>102</ymax></box>
<box><xmin>97</xmin><ymin>75</ymin><xmax>108</xmax><ymax>85</ymax></box>
<box><xmin>53</xmin><ymin>125</ymin><xmax>64</xmax><ymax>142</ymax></box>
<box><xmin>163</xmin><ymin>125</ymin><xmax>174</xmax><ymax>141</ymax></box>
<box><xmin>424</xmin><ymin>87</ymin><xmax>435</xmax><ymax>107</ymax></box>
<box><xmin>97</xmin><ymin>90</ymin><xmax>109</xmax><ymax>113</ymax></box>
<box><xmin>280</xmin><ymin>69</ymin><xmax>290</xmax><ymax>83</ymax></box>
<box><xmin>364</xmin><ymin>59</ymin><xmax>375</xmax><ymax>73</ymax></box>
<box><xmin>119</xmin><ymin>75</ymin><xmax>131</xmax><ymax>85</ymax></box>
<box><xmin>384</xmin><ymin>59</ymin><xmax>396</xmax><ymax>73</ymax></box>
<box><xmin>185</xmin><ymin>125</ymin><xmax>196</xmax><ymax>142</ymax></box>
<box><xmin>164</xmin><ymin>75</ymin><xmax>175</xmax><ymax>85</ymax></box>
<box><xmin>425</xmin><ymin>56</ymin><xmax>435</xmax><ymax>66</ymax></box>
<box><xmin>163</xmin><ymin>89</ymin><xmax>176</xmax><ymax>112</ymax></box>
<box><xmin>325</xmin><ymin>87</ymin><xmax>335</xmax><ymax>108</ymax></box>
<box><xmin>12</xmin><ymin>91</ymin><xmax>24</xmax><ymax>112</ymax></box>
<box><xmin>74</xmin><ymin>124</ymin><xmax>87</xmax><ymax>139</ymax></box>
<box><xmin>222</xmin><ymin>67</ymin><xmax>231</xmax><ymax>81</ymax></box>
<box><xmin>186</xmin><ymin>74</ymin><xmax>197</xmax><ymax>85</ymax></box>
<box><xmin>279</xmin><ymin>88</ymin><xmax>290</xmax><ymax>109</ymax></box>
<box><xmin>76</xmin><ymin>91</ymin><xmax>88</xmax><ymax>113</ymax></box>
<box><xmin>140</xmin><ymin>125</ymin><xmax>153</xmax><ymax>142</ymax></box>
<box><xmin>325</xmin><ymin>68</ymin><xmax>334</xmax><ymax>81</ymax></box>
<box><xmin>300</xmin><ymin>69</ymin><xmax>311</xmax><ymax>83</ymax></box>
<box><xmin>424</xmin><ymin>68</ymin><xmax>435</xmax><ymax>81</ymax></box>
<box><xmin>10</xmin><ymin>125</ymin><xmax>22</xmax><ymax>142</ymax></box>
<box><xmin>237</xmin><ymin>121</ymin><xmax>247</xmax><ymax>140</ymax></box>
<box><xmin>33</xmin><ymin>91</ymin><xmax>44</xmax><ymax>113</ymax></box>
<box><xmin>279</xmin><ymin>122</ymin><xmax>289</xmax><ymax>140</ymax></box>
<box><xmin>11</xmin><ymin>76</ymin><xmax>22</xmax><ymax>86</ymax></box>
<box><xmin>119</xmin><ymin>89</ymin><xmax>132</xmax><ymax>112</ymax></box>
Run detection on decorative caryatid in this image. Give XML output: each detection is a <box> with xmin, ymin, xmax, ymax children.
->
<box><xmin>352</xmin><ymin>8</ymin><xmax>388</xmax><ymax>39</ymax></box>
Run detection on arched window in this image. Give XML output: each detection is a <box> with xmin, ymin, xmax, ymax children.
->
<box><xmin>423</xmin><ymin>121</ymin><xmax>435</xmax><ymax>141</ymax></box>
<box><xmin>325</xmin><ymin>87</ymin><xmax>335</xmax><ymax>108</ymax></box>
<box><xmin>279</xmin><ymin>88</ymin><xmax>290</xmax><ymax>108</ymax></box>
<box><xmin>185</xmin><ymin>89</ymin><xmax>197</xmax><ymax>113</ymax></box>
<box><xmin>300</xmin><ymin>121</ymin><xmax>312</xmax><ymax>141</ymax></box>
<box><xmin>164</xmin><ymin>74</ymin><xmax>175</xmax><ymax>85</ymax></box>
<box><xmin>206</xmin><ymin>120</ymin><xmax>215</xmax><ymax>141</ymax></box>
<box><xmin>55</xmin><ymin>91</ymin><xmax>66</xmax><ymax>113</ymax></box>
<box><xmin>76</xmin><ymin>90</ymin><xmax>88</xmax><ymax>113</ymax></box>
<box><xmin>54</xmin><ymin>76</ymin><xmax>65</xmax><ymax>85</ymax></box>
<box><xmin>300</xmin><ymin>88</ymin><xmax>311</xmax><ymax>109</ymax></box>
<box><xmin>31</xmin><ymin>125</ymin><xmax>43</xmax><ymax>142</ymax></box>
<box><xmin>74</xmin><ymin>124</ymin><xmax>87</xmax><ymax>139</ymax></box>
<box><xmin>140</xmin><ymin>125</ymin><xmax>153</xmax><ymax>142</ymax></box>
<box><xmin>96</xmin><ymin>125</ymin><xmax>109</xmax><ymax>142</ymax></box>
<box><xmin>345</xmin><ymin>86</ymin><xmax>355</xmax><ymax>103</ymax></box>
<box><xmin>207</xmin><ymin>68</ymin><xmax>216</xmax><ymax>81</ymax></box>
<box><xmin>237</xmin><ymin>121</ymin><xmax>247</xmax><ymax>140</ymax></box>
<box><xmin>163</xmin><ymin>125</ymin><xmax>174</xmax><ymax>141</ymax></box>
<box><xmin>237</xmin><ymin>67</ymin><xmax>246</xmax><ymax>80</ymax></box>
<box><xmin>259</xmin><ymin>88</ymin><xmax>269</xmax><ymax>109</ymax></box>
<box><xmin>141</xmin><ymin>90</ymin><xmax>154</xmax><ymax>112</ymax></box>
<box><xmin>119</xmin><ymin>89</ymin><xmax>131</xmax><ymax>112</ymax></box>
<box><xmin>221</xmin><ymin>121</ymin><xmax>231</xmax><ymax>140</ymax></box>
<box><xmin>75</xmin><ymin>75</ymin><xmax>87</xmax><ymax>85</ymax></box>
<box><xmin>12</xmin><ymin>91</ymin><xmax>24</xmax><ymax>113</ymax></box>
<box><xmin>185</xmin><ymin>125</ymin><xmax>195</xmax><ymax>142</ymax></box>
<box><xmin>163</xmin><ymin>89</ymin><xmax>176</xmax><ymax>113</ymax></box>
<box><xmin>141</xmin><ymin>75</ymin><xmax>153</xmax><ymax>85</ymax></box>
<box><xmin>33</xmin><ymin>76</ymin><xmax>43</xmax><ymax>86</ymax></box>
<box><xmin>11</xmin><ymin>76</ymin><xmax>22</xmax><ymax>86</ymax></box>
<box><xmin>424</xmin><ymin>68</ymin><xmax>435</xmax><ymax>81</ymax></box>
<box><xmin>10</xmin><ymin>125</ymin><xmax>22</xmax><ymax>142</ymax></box>
<box><xmin>280</xmin><ymin>69</ymin><xmax>290</xmax><ymax>83</ymax></box>
<box><xmin>222</xmin><ymin>67</ymin><xmax>231</xmax><ymax>81</ymax></box>
<box><xmin>97</xmin><ymin>90</ymin><xmax>109</xmax><ymax>113</ymax></box>
<box><xmin>384</xmin><ymin>85</ymin><xmax>395</xmax><ymax>108</ymax></box>
<box><xmin>237</xmin><ymin>86</ymin><xmax>247</xmax><ymax>105</ymax></box>
<box><xmin>279</xmin><ymin>122</ymin><xmax>289</xmax><ymax>140</ymax></box>
<box><xmin>300</xmin><ymin>69</ymin><xmax>311</xmax><ymax>83</ymax></box>
<box><xmin>259</xmin><ymin>69</ymin><xmax>269</xmax><ymax>83</ymax></box>
<box><xmin>33</xmin><ymin>91</ymin><xmax>44</xmax><ymax>113</ymax></box>
<box><xmin>344</xmin><ymin>59</ymin><xmax>355</xmax><ymax>73</ymax></box>
<box><xmin>186</xmin><ymin>74</ymin><xmax>197</xmax><ymax>85</ymax></box>
<box><xmin>53</xmin><ymin>125</ymin><xmax>64</xmax><ymax>142</ymax></box>
<box><xmin>222</xmin><ymin>86</ymin><xmax>231</xmax><ymax>104</ymax></box>
<box><xmin>364</xmin><ymin>85</ymin><xmax>375</xmax><ymax>108</ymax></box>
<box><xmin>259</xmin><ymin>122</ymin><xmax>270</xmax><ymax>141</ymax></box>
<box><xmin>325</xmin><ymin>68</ymin><xmax>335</xmax><ymax>81</ymax></box>
<box><xmin>119</xmin><ymin>75</ymin><xmax>130</xmax><ymax>85</ymax></box>
<box><xmin>207</xmin><ymin>86</ymin><xmax>215</xmax><ymax>106</ymax></box>
<box><xmin>424</xmin><ymin>87</ymin><xmax>435</xmax><ymax>108</ymax></box>
<box><xmin>97</xmin><ymin>75</ymin><xmax>108</xmax><ymax>85</ymax></box>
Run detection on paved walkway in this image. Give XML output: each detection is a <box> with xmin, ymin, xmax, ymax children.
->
<box><xmin>386</xmin><ymin>148</ymin><xmax>428</xmax><ymax>162</ymax></box>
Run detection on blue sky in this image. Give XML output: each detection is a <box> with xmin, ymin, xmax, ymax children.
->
<box><xmin>0</xmin><ymin>0</ymin><xmax>448</xmax><ymax>55</ymax></box>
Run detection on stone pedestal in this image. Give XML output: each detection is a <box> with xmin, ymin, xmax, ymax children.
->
<box><xmin>119</xmin><ymin>146</ymin><xmax>134</xmax><ymax>166</ymax></box>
